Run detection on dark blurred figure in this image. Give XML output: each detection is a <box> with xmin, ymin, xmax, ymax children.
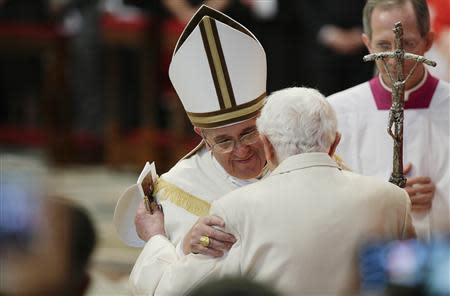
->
<box><xmin>1</xmin><ymin>185</ymin><xmax>97</xmax><ymax>296</ymax></box>
<box><xmin>0</xmin><ymin>0</ymin><xmax>50</xmax><ymax>21</ymax></box>
<box><xmin>0</xmin><ymin>0</ymin><xmax>50</xmax><ymax>126</ymax></box>
<box><xmin>49</xmin><ymin>0</ymin><xmax>103</xmax><ymax>160</ymax></box>
<box><xmin>187</xmin><ymin>276</ymin><xmax>279</xmax><ymax>296</ymax></box>
<box><xmin>294</xmin><ymin>0</ymin><xmax>374</xmax><ymax>96</ymax></box>
<box><xmin>241</xmin><ymin>1</ymin><xmax>300</xmax><ymax>93</ymax></box>
<box><xmin>0</xmin><ymin>0</ymin><xmax>102</xmax><ymax>161</ymax></box>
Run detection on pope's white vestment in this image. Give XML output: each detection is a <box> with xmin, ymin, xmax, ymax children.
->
<box><xmin>328</xmin><ymin>73</ymin><xmax>450</xmax><ymax>239</ymax></box>
<box><xmin>148</xmin><ymin>153</ymin><xmax>414</xmax><ymax>295</ymax></box>
<box><xmin>129</xmin><ymin>144</ymin><xmax>261</xmax><ymax>294</ymax></box>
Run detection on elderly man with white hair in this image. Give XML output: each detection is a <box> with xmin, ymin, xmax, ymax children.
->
<box><xmin>140</xmin><ymin>86</ymin><xmax>415</xmax><ymax>296</ymax></box>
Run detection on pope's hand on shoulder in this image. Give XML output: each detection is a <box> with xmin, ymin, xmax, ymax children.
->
<box><xmin>403</xmin><ymin>163</ymin><xmax>435</xmax><ymax>213</ymax></box>
<box><xmin>134</xmin><ymin>200</ymin><xmax>165</xmax><ymax>242</ymax></box>
<box><xmin>183</xmin><ymin>215</ymin><xmax>236</xmax><ymax>257</ymax></box>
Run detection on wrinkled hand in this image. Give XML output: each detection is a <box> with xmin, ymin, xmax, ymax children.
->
<box><xmin>183</xmin><ymin>215</ymin><xmax>236</xmax><ymax>257</ymax></box>
<box><xmin>134</xmin><ymin>200</ymin><xmax>165</xmax><ymax>242</ymax></box>
<box><xmin>403</xmin><ymin>163</ymin><xmax>435</xmax><ymax>213</ymax></box>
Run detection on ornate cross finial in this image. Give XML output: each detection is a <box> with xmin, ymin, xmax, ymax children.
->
<box><xmin>363</xmin><ymin>22</ymin><xmax>436</xmax><ymax>188</ymax></box>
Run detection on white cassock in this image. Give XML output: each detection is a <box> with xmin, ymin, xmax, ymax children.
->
<box><xmin>149</xmin><ymin>153</ymin><xmax>414</xmax><ymax>295</ymax></box>
<box><xmin>129</xmin><ymin>144</ymin><xmax>262</xmax><ymax>294</ymax></box>
<box><xmin>328</xmin><ymin>72</ymin><xmax>450</xmax><ymax>239</ymax></box>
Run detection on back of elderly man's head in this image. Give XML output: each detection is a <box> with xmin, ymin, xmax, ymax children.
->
<box><xmin>256</xmin><ymin>87</ymin><xmax>338</xmax><ymax>162</ymax></box>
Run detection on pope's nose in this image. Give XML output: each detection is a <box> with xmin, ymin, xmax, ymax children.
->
<box><xmin>233</xmin><ymin>141</ymin><xmax>251</xmax><ymax>158</ymax></box>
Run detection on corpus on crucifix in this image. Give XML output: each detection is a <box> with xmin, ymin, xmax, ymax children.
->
<box><xmin>363</xmin><ymin>22</ymin><xmax>436</xmax><ymax>188</ymax></box>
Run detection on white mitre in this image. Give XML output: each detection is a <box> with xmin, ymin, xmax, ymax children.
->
<box><xmin>169</xmin><ymin>5</ymin><xmax>267</xmax><ymax>128</ymax></box>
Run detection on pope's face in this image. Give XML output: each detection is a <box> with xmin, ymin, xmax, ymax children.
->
<box><xmin>202</xmin><ymin>118</ymin><xmax>266</xmax><ymax>180</ymax></box>
<box><xmin>363</xmin><ymin>1</ymin><xmax>433</xmax><ymax>89</ymax></box>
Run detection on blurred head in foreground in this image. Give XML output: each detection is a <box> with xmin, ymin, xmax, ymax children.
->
<box><xmin>1</xmin><ymin>187</ymin><xmax>97</xmax><ymax>296</ymax></box>
<box><xmin>187</xmin><ymin>276</ymin><xmax>279</xmax><ymax>296</ymax></box>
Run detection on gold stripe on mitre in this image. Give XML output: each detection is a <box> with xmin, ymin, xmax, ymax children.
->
<box><xmin>154</xmin><ymin>178</ymin><xmax>211</xmax><ymax>217</ymax></box>
<box><xmin>200</xmin><ymin>17</ymin><xmax>235</xmax><ymax>109</ymax></box>
<box><xmin>187</xmin><ymin>92</ymin><xmax>266</xmax><ymax>128</ymax></box>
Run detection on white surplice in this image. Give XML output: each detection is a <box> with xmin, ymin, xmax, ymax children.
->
<box><xmin>328</xmin><ymin>73</ymin><xmax>450</xmax><ymax>239</ymax></box>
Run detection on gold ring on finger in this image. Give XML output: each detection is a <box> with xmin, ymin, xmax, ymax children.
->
<box><xmin>199</xmin><ymin>235</ymin><xmax>210</xmax><ymax>247</ymax></box>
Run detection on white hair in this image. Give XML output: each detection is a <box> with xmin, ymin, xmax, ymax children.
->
<box><xmin>256</xmin><ymin>87</ymin><xmax>338</xmax><ymax>162</ymax></box>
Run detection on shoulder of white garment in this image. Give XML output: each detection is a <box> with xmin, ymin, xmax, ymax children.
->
<box><xmin>429</xmin><ymin>79</ymin><xmax>450</xmax><ymax>109</ymax></box>
<box><xmin>159</xmin><ymin>147</ymin><xmax>229</xmax><ymax>199</ymax></box>
<box><xmin>327</xmin><ymin>81</ymin><xmax>373</xmax><ymax>113</ymax></box>
<box><xmin>164</xmin><ymin>146</ymin><xmax>230</xmax><ymax>182</ymax></box>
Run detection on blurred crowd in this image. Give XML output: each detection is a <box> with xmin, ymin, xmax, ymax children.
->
<box><xmin>0</xmin><ymin>0</ymin><xmax>387</xmax><ymax>169</ymax></box>
<box><xmin>0</xmin><ymin>0</ymin><xmax>448</xmax><ymax>169</ymax></box>
<box><xmin>1</xmin><ymin>0</ymin><xmax>449</xmax><ymax>169</ymax></box>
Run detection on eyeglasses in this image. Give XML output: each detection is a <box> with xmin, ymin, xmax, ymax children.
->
<box><xmin>203</xmin><ymin>129</ymin><xmax>260</xmax><ymax>154</ymax></box>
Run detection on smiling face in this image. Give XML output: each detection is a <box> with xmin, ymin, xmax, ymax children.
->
<box><xmin>362</xmin><ymin>1</ymin><xmax>434</xmax><ymax>89</ymax></box>
<box><xmin>199</xmin><ymin>118</ymin><xmax>266</xmax><ymax>180</ymax></box>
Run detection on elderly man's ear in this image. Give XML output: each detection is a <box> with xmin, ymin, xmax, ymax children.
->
<box><xmin>260</xmin><ymin>134</ymin><xmax>279</xmax><ymax>170</ymax></box>
<box><xmin>328</xmin><ymin>132</ymin><xmax>341</xmax><ymax>157</ymax></box>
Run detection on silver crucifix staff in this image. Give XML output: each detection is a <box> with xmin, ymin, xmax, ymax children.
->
<box><xmin>363</xmin><ymin>22</ymin><xmax>436</xmax><ymax>188</ymax></box>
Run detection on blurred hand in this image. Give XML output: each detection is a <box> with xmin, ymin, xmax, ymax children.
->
<box><xmin>403</xmin><ymin>163</ymin><xmax>435</xmax><ymax>213</ymax></box>
<box><xmin>134</xmin><ymin>200</ymin><xmax>165</xmax><ymax>242</ymax></box>
<box><xmin>318</xmin><ymin>25</ymin><xmax>364</xmax><ymax>54</ymax></box>
<box><xmin>177</xmin><ymin>6</ymin><xmax>197</xmax><ymax>24</ymax></box>
<box><xmin>48</xmin><ymin>3</ymin><xmax>62</xmax><ymax>15</ymax></box>
<box><xmin>183</xmin><ymin>215</ymin><xmax>236</xmax><ymax>257</ymax></box>
<box><xmin>162</xmin><ymin>0</ymin><xmax>196</xmax><ymax>24</ymax></box>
